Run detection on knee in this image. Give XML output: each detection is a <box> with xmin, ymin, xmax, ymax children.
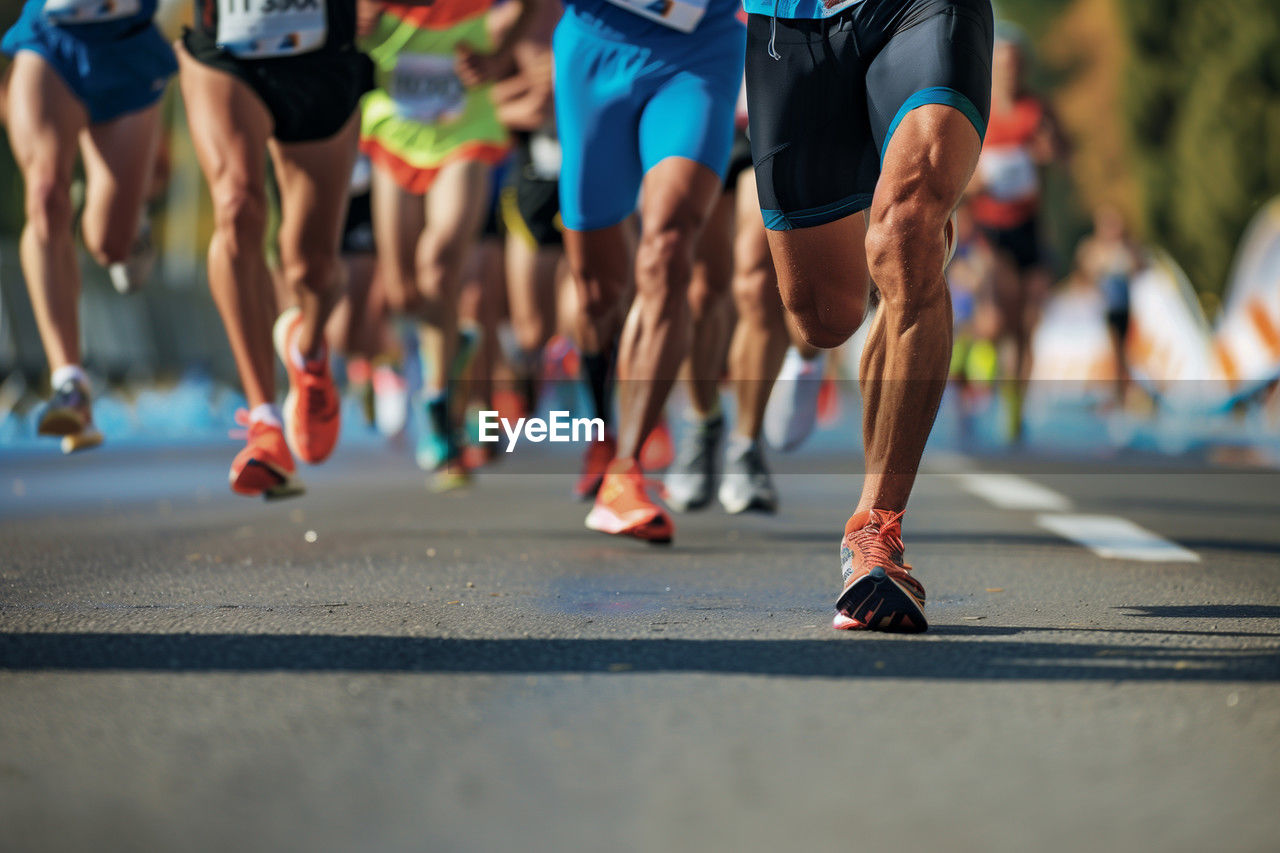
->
<box><xmin>786</xmin><ymin>308</ymin><xmax>858</xmax><ymax>350</ymax></box>
<box><xmin>210</xmin><ymin>182</ymin><xmax>267</xmax><ymax>257</ymax></box>
<box><xmin>23</xmin><ymin>171</ymin><xmax>74</xmax><ymax>244</ymax></box>
<box><xmin>780</xmin><ymin>281</ymin><xmax>866</xmax><ymax>350</ymax></box>
<box><xmin>636</xmin><ymin>225</ymin><xmax>697</xmax><ymax>309</ymax></box>
<box><xmin>416</xmin><ymin>231</ymin><xmax>470</xmax><ymax>297</ymax></box>
<box><xmin>865</xmin><ymin>190</ymin><xmax>951</xmax><ymax>304</ymax></box>
<box><xmin>686</xmin><ymin>274</ymin><xmax>725</xmax><ymax>321</ymax></box>
<box><xmin>731</xmin><ymin>266</ymin><xmax>779</xmax><ymax>331</ymax></box>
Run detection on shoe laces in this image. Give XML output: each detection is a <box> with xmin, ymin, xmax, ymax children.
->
<box><xmin>675</xmin><ymin>417</ymin><xmax>718</xmax><ymax>468</ymax></box>
<box><xmin>230</xmin><ymin>409</ymin><xmax>281</xmax><ymax>442</ymax></box>
<box><xmin>299</xmin><ymin>367</ymin><xmax>336</xmax><ymax>418</ymax></box>
<box><xmin>602</xmin><ymin>464</ymin><xmax>663</xmax><ymax>507</ymax></box>
<box><xmin>848</xmin><ymin>509</ymin><xmax>911</xmax><ymax>572</ymax></box>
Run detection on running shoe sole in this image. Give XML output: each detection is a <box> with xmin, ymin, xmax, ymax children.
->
<box><xmin>834</xmin><ymin>566</ymin><xmax>928</xmax><ymax>633</ymax></box>
<box><xmin>431</xmin><ymin>467</ymin><xmax>472</xmax><ymax>493</ymax></box>
<box><xmin>584</xmin><ymin>506</ymin><xmax>673</xmax><ymax>545</ymax></box>
<box><xmin>718</xmin><ymin>485</ymin><xmax>778</xmax><ymax>515</ymax></box>
<box><xmin>231</xmin><ymin>456</ymin><xmax>305</xmax><ymax>501</ymax></box>
<box><xmin>37</xmin><ymin>407</ymin><xmax>86</xmax><ymax>437</ymax></box>
<box><xmin>665</xmin><ymin>490</ymin><xmax>713</xmax><ymax>513</ymax></box>
<box><xmin>60</xmin><ymin>427</ymin><xmax>103</xmax><ymax>454</ymax></box>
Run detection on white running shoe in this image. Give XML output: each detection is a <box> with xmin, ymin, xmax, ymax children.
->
<box><xmin>663</xmin><ymin>413</ymin><xmax>723</xmax><ymax>512</ymax></box>
<box><xmin>107</xmin><ymin>213</ymin><xmax>156</xmax><ymax>295</ymax></box>
<box><xmin>718</xmin><ymin>437</ymin><xmax>778</xmax><ymax>515</ymax></box>
<box><xmin>372</xmin><ymin>364</ymin><xmax>408</xmax><ymax>438</ymax></box>
<box><xmin>764</xmin><ymin>348</ymin><xmax>823</xmax><ymax>453</ymax></box>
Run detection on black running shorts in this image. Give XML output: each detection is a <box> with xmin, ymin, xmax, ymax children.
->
<box><xmin>341</xmin><ymin>191</ymin><xmax>374</xmax><ymax>255</ymax></box>
<box><xmin>745</xmin><ymin>0</ymin><xmax>993</xmax><ymax>230</ymax></box>
<box><xmin>181</xmin><ymin>32</ymin><xmax>372</xmax><ymax>144</ymax></box>
<box><xmin>979</xmin><ymin>217</ymin><xmax>1042</xmax><ymax>272</ymax></box>
<box><xmin>502</xmin><ymin>133</ymin><xmax>563</xmax><ymax>249</ymax></box>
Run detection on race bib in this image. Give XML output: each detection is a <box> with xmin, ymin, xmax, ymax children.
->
<box><xmin>979</xmin><ymin>147</ymin><xmax>1039</xmax><ymax>203</ymax></box>
<box><xmin>43</xmin><ymin>0</ymin><xmax>141</xmax><ymax>24</ymax></box>
<box><xmin>389</xmin><ymin>54</ymin><xmax>467</xmax><ymax>124</ymax></box>
<box><xmin>602</xmin><ymin>0</ymin><xmax>707</xmax><ymax>33</ymax></box>
<box><xmin>216</xmin><ymin>0</ymin><xmax>327</xmax><ymax>59</ymax></box>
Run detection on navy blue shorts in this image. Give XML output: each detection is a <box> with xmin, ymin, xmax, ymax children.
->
<box><xmin>745</xmin><ymin>0</ymin><xmax>993</xmax><ymax>231</ymax></box>
<box><xmin>2</xmin><ymin>1</ymin><xmax>175</xmax><ymax>124</ymax></box>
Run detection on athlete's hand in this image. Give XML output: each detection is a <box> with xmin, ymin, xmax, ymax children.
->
<box><xmin>455</xmin><ymin>44</ymin><xmax>514</xmax><ymax>87</ymax></box>
<box><xmin>356</xmin><ymin>0</ymin><xmax>385</xmax><ymax>37</ymax></box>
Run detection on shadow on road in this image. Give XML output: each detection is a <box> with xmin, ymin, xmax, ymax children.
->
<box><xmin>1120</xmin><ymin>605</ymin><xmax>1280</xmax><ymax>619</ymax></box>
<box><xmin>2</xmin><ymin>631</ymin><xmax>1276</xmax><ymax>682</ymax></box>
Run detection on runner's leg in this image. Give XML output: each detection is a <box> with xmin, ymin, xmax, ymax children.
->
<box><xmin>176</xmin><ymin>43</ymin><xmax>276</xmax><ymax>408</ymax></box>
<box><xmin>370</xmin><ymin>166</ymin><xmax>427</xmax><ymax>320</ymax></box>
<box><xmin>682</xmin><ymin>191</ymin><xmax>735</xmax><ymax>419</ymax></box>
<box><xmin>79</xmin><ymin>102</ymin><xmax>163</xmax><ymax>267</ymax></box>
<box><xmin>857</xmin><ymin>105</ymin><xmax>981</xmax><ymax>513</ymax></box>
<box><xmin>728</xmin><ymin>169</ymin><xmax>789</xmax><ymax>441</ymax></box>
<box><xmin>268</xmin><ymin>110</ymin><xmax>361</xmax><ymax>359</ymax></box>
<box><xmin>418</xmin><ymin>158</ymin><xmax>490</xmax><ymax>395</ymax></box>
<box><xmin>6</xmin><ymin>52</ymin><xmax>87</xmax><ymax>374</ymax></box>
<box><xmin>615</xmin><ymin>157</ymin><xmax>722</xmax><ymax>461</ymax></box>
<box><xmin>563</xmin><ymin>223</ymin><xmax>631</xmax><ymax>425</ymax></box>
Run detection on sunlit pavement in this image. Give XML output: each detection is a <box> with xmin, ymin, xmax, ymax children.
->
<box><xmin>2</xmin><ymin>420</ymin><xmax>1278</xmax><ymax>852</ymax></box>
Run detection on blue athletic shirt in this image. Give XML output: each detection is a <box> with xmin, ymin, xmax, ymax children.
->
<box><xmin>563</xmin><ymin>0</ymin><xmax>744</xmax><ymax>44</ymax></box>
<box><xmin>740</xmin><ymin>0</ymin><xmax>863</xmax><ymax>19</ymax></box>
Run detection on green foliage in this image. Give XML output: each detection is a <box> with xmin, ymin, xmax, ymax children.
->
<box><xmin>1115</xmin><ymin>0</ymin><xmax>1280</xmax><ymax>294</ymax></box>
<box><xmin>993</xmin><ymin>0</ymin><xmax>1074</xmax><ymax>41</ymax></box>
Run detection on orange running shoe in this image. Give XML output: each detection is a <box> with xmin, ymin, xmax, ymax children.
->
<box><xmin>573</xmin><ymin>432</ymin><xmax>617</xmax><ymax>500</ymax></box>
<box><xmin>273</xmin><ymin>306</ymin><xmax>340</xmax><ymax>464</ymax></box>
<box><xmin>585</xmin><ymin>458</ymin><xmax>674</xmax><ymax>544</ymax></box>
<box><xmin>833</xmin><ymin>508</ymin><xmax>927</xmax><ymax>632</ymax></box>
<box><xmin>229</xmin><ymin>412</ymin><xmax>304</xmax><ymax>500</ymax></box>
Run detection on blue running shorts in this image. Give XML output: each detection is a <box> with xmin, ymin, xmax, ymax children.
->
<box><xmin>553</xmin><ymin>3</ymin><xmax>745</xmax><ymax>232</ymax></box>
<box><xmin>2</xmin><ymin>0</ymin><xmax>176</xmax><ymax>124</ymax></box>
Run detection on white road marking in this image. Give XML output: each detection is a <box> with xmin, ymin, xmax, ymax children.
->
<box><xmin>954</xmin><ymin>472</ymin><xmax>1073</xmax><ymax>512</ymax></box>
<box><xmin>1037</xmin><ymin>514</ymin><xmax>1200</xmax><ymax>563</ymax></box>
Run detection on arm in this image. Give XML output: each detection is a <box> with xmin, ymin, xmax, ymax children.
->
<box><xmin>491</xmin><ymin>42</ymin><xmax>554</xmax><ymax>131</ymax></box>
<box><xmin>456</xmin><ymin>0</ymin><xmax>545</xmax><ymax>87</ymax></box>
<box><xmin>1031</xmin><ymin>103</ymin><xmax>1069</xmax><ymax>166</ymax></box>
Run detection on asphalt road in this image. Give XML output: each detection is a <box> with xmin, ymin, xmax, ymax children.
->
<box><xmin>2</xmin><ymin>434</ymin><xmax>1278</xmax><ymax>852</ymax></box>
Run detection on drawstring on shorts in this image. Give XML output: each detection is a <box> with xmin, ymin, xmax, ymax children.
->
<box><xmin>768</xmin><ymin>0</ymin><xmax>781</xmax><ymax>59</ymax></box>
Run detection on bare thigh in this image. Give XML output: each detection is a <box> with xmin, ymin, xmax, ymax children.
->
<box><xmin>79</xmin><ymin>102</ymin><xmax>163</xmax><ymax>262</ymax></box>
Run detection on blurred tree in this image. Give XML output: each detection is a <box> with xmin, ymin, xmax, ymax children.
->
<box><xmin>1042</xmin><ymin>0</ymin><xmax>1138</xmax><ymax>230</ymax></box>
<box><xmin>1116</xmin><ymin>0</ymin><xmax>1280</xmax><ymax>296</ymax></box>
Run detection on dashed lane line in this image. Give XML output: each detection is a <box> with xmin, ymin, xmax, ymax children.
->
<box><xmin>1036</xmin><ymin>514</ymin><xmax>1201</xmax><ymax>563</ymax></box>
<box><xmin>946</xmin><ymin>468</ymin><xmax>1199</xmax><ymax>563</ymax></box>
<box><xmin>953</xmin><ymin>472</ymin><xmax>1074</xmax><ymax>512</ymax></box>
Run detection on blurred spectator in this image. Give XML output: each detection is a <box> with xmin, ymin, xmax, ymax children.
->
<box><xmin>1074</xmin><ymin>203</ymin><xmax>1145</xmax><ymax>408</ymax></box>
<box><xmin>968</xmin><ymin>24</ymin><xmax>1067</xmax><ymax>442</ymax></box>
